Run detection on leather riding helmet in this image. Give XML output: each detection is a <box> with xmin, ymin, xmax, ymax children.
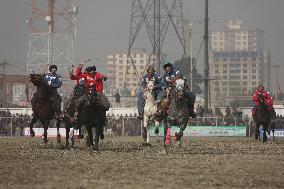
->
<box><xmin>49</xmin><ymin>65</ymin><xmax>57</xmax><ymax>72</ymax></box>
<box><xmin>85</xmin><ymin>65</ymin><xmax>96</xmax><ymax>73</ymax></box>
<box><xmin>147</xmin><ymin>65</ymin><xmax>155</xmax><ymax>73</ymax></box>
<box><xmin>258</xmin><ymin>84</ymin><xmax>264</xmax><ymax>91</ymax></box>
<box><xmin>163</xmin><ymin>61</ymin><xmax>173</xmax><ymax>70</ymax></box>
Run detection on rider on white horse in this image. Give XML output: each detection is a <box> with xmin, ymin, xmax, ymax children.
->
<box><xmin>155</xmin><ymin>61</ymin><xmax>196</xmax><ymax>118</ymax></box>
<box><xmin>137</xmin><ymin>65</ymin><xmax>162</xmax><ymax>120</ymax></box>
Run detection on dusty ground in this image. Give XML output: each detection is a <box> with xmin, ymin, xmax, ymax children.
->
<box><xmin>0</xmin><ymin>136</ymin><xmax>284</xmax><ymax>189</ymax></box>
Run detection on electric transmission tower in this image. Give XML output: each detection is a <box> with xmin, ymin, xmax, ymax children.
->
<box><xmin>126</xmin><ymin>0</ymin><xmax>186</xmax><ymax>89</ymax></box>
<box><xmin>26</xmin><ymin>0</ymin><xmax>78</xmax><ymax>95</ymax></box>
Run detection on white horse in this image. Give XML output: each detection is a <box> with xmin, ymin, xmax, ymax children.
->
<box><xmin>142</xmin><ymin>79</ymin><xmax>161</xmax><ymax>145</ymax></box>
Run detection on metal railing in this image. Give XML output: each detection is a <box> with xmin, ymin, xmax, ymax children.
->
<box><xmin>0</xmin><ymin>116</ymin><xmax>251</xmax><ymax>137</ymax></box>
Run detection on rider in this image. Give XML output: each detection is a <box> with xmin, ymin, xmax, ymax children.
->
<box><xmin>252</xmin><ymin>84</ymin><xmax>273</xmax><ymax>120</ymax></box>
<box><xmin>42</xmin><ymin>65</ymin><xmax>62</xmax><ymax>117</ymax></box>
<box><xmin>75</xmin><ymin>64</ymin><xmax>109</xmax><ymax>139</ymax></box>
<box><xmin>137</xmin><ymin>65</ymin><xmax>161</xmax><ymax>120</ymax></box>
<box><xmin>62</xmin><ymin>61</ymin><xmax>87</xmax><ymax>119</ymax></box>
<box><xmin>155</xmin><ymin>61</ymin><xmax>196</xmax><ymax>118</ymax></box>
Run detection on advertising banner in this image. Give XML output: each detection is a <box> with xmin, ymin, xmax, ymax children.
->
<box><xmin>149</xmin><ymin>125</ymin><xmax>246</xmax><ymax>137</ymax></box>
<box><xmin>270</xmin><ymin>129</ymin><xmax>284</xmax><ymax>137</ymax></box>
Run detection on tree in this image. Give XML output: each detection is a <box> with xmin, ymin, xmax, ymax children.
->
<box><xmin>173</xmin><ymin>57</ymin><xmax>203</xmax><ymax>94</ymax></box>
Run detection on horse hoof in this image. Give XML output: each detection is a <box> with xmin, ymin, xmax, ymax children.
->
<box><xmin>30</xmin><ymin>130</ymin><xmax>35</xmax><ymax>137</ymax></box>
<box><xmin>91</xmin><ymin>145</ymin><xmax>99</xmax><ymax>152</ymax></box>
<box><xmin>154</xmin><ymin>128</ymin><xmax>159</xmax><ymax>135</ymax></box>
<box><xmin>142</xmin><ymin>142</ymin><xmax>151</xmax><ymax>147</ymax></box>
<box><xmin>57</xmin><ymin>134</ymin><xmax>61</xmax><ymax>144</ymax></box>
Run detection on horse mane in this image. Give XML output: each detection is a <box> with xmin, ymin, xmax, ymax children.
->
<box><xmin>29</xmin><ymin>74</ymin><xmax>45</xmax><ymax>86</ymax></box>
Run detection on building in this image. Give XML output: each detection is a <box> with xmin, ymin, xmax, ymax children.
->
<box><xmin>209</xmin><ymin>20</ymin><xmax>271</xmax><ymax>106</ymax></box>
<box><xmin>105</xmin><ymin>50</ymin><xmax>154</xmax><ymax>96</ymax></box>
<box><xmin>211</xmin><ymin>20</ymin><xmax>264</xmax><ymax>52</ymax></box>
<box><xmin>0</xmin><ymin>75</ymin><xmax>32</xmax><ymax>107</ymax></box>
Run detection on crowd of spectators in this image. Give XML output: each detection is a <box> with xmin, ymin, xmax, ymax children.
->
<box><xmin>0</xmin><ymin>111</ymin><xmax>31</xmax><ymax>136</ymax></box>
<box><xmin>2</xmin><ymin>108</ymin><xmax>284</xmax><ymax>137</ymax></box>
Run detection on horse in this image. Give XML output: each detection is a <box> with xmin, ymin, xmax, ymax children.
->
<box><xmin>59</xmin><ymin>94</ymin><xmax>82</xmax><ymax>148</ymax></box>
<box><xmin>254</xmin><ymin>94</ymin><xmax>272</xmax><ymax>143</ymax></box>
<box><xmin>29</xmin><ymin>74</ymin><xmax>60</xmax><ymax>144</ymax></box>
<box><xmin>166</xmin><ymin>78</ymin><xmax>190</xmax><ymax>147</ymax></box>
<box><xmin>76</xmin><ymin>90</ymin><xmax>106</xmax><ymax>151</ymax></box>
<box><xmin>142</xmin><ymin>80</ymin><xmax>161</xmax><ymax>145</ymax></box>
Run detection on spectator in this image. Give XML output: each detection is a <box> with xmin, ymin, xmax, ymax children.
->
<box><xmin>114</xmin><ymin>89</ymin><xmax>121</xmax><ymax>108</ymax></box>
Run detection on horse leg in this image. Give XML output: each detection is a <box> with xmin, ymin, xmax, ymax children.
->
<box><xmin>43</xmin><ymin>120</ymin><xmax>49</xmax><ymax>144</ymax></box>
<box><xmin>142</xmin><ymin>117</ymin><xmax>148</xmax><ymax>143</ymax></box>
<box><xmin>175</xmin><ymin>123</ymin><xmax>186</xmax><ymax>142</ymax></box>
<box><xmin>255</xmin><ymin>123</ymin><xmax>260</xmax><ymax>141</ymax></box>
<box><xmin>93</xmin><ymin>126</ymin><xmax>99</xmax><ymax>152</ymax></box>
<box><xmin>56</xmin><ymin>118</ymin><xmax>61</xmax><ymax>144</ymax></box>
<box><xmin>163</xmin><ymin>118</ymin><xmax>170</xmax><ymax>154</ymax></box>
<box><xmin>66</xmin><ymin>126</ymin><xmax>70</xmax><ymax>148</ymax></box>
<box><xmin>86</xmin><ymin>126</ymin><xmax>94</xmax><ymax>149</ymax></box>
<box><xmin>154</xmin><ymin>120</ymin><xmax>160</xmax><ymax>143</ymax></box>
<box><xmin>263</xmin><ymin>125</ymin><xmax>269</xmax><ymax>143</ymax></box>
<box><xmin>29</xmin><ymin>116</ymin><xmax>37</xmax><ymax>137</ymax></box>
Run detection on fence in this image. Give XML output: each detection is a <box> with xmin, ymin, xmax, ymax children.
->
<box><xmin>0</xmin><ymin>116</ymin><xmax>252</xmax><ymax>137</ymax></box>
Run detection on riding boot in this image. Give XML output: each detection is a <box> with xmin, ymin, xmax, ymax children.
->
<box><xmin>187</xmin><ymin>103</ymin><xmax>196</xmax><ymax>118</ymax></box>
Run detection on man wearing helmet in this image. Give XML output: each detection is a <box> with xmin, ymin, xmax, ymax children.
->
<box><xmin>252</xmin><ymin>84</ymin><xmax>273</xmax><ymax>120</ymax></box>
<box><xmin>74</xmin><ymin>64</ymin><xmax>109</xmax><ymax>115</ymax></box>
<box><xmin>74</xmin><ymin>63</ymin><xmax>109</xmax><ymax>140</ymax></box>
<box><xmin>31</xmin><ymin>65</ymin><xmax>62</xmax><ymax>118</ymax></box>
<box><xmin>137</xmin><ymin>65</ymin><xmax>162</xmax><ymax>119</ymax></box>
<box><xmin>156</xmin><ymin>61</ymin><xmax>196</xmax><ymax>118</ymax></box>
<box><xmin>45</xmin><ymin>65</ymin><xmax>62</xmax><ymax>117</ymax></box>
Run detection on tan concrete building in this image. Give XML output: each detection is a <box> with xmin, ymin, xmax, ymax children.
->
<box><xmin>209</xmin><ymin>21</ymin><xmax>271</xmax><ymax>106</ymax></box>
<box><xmin>105</xmin><ymin>50</ymin><xmax>153</xmax><ymax>96</ymax></box>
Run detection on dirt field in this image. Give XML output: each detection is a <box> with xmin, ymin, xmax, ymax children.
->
<box><xmin>0</xmin><ymin>136</ymin><xmax>284</xmax><ymax>189</ymax></box>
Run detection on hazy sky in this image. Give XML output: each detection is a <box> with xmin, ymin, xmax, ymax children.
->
<box><xmin>1</xmin><ymin>0</ymin><xmax>284</xmax><ymax>92</ymax></box>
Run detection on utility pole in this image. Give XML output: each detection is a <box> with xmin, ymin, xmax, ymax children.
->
<box><xmin>0</xmin><ymin>60</ymin><xmax>11</xmax><ymax>107</ymax></box>
<box><xmin>204</xmin><ymin>0</ymin><xmax>209</xmax><ymax>110</ymax></box>
<box><xmin>272</xmin><ymin>64</ymin><xmax>280</xmax><ymax>100</ymax></box>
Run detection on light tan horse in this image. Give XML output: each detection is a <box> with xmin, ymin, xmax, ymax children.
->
<box><xmin>142</xmin><ymin>80</ymin><xmax>161</xmax><ymax>145</ymax></box>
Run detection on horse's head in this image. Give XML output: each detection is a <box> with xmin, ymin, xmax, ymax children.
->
<box><xmin>147</xmin><ymin>79</ymin><xmax>155</xmax><ymax>90</ymax></box>
<box><xmin>29</xmin><ymin>74</ymin><xmax>45</xmax><ymax>86</ymax></box>
<box><xmin>174</xmin><ymin>78</ymin><xmax>185</xmax><ymax>99</ymax></box>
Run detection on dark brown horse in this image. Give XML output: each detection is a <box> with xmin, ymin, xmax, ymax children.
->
<box><xmin>76</xmin><ymin>91</ymin><xmax>106</xmax><ymax>151</ymax></box>
<box><xmin>60</xmin><ymin>94</ymin><xmax>78</xmax><ymax>148</ymax></box>
<box><xmin>29</xmin><ymin>74</ymin><xmax>59</xmax><ymax>143</ymax></box>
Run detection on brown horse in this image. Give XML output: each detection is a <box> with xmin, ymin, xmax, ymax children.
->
<box><xmin>29</xmin><ymin>74</ymin><xmax>60</xmax><ymax>143</ymax></box>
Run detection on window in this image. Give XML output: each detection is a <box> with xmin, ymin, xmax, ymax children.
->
<box><xmin>243</xmin><ymin>75</ymin><xmax>247</xmax><ymax>79</ymax></box>
<box><xmin>223</xmin><ymin>76</ymin><xmax>227</xmax><ymax>79</ymax></box>
<box><xmin>119</xmin><ymin>60</ymin><xmax>123</xmax><ymax>64</ymax></box>
<box><xmin>242</xmin><ymin>82</ymin><xmax>247</xmax><ymax>85</ymax></box>
<box><xmin>140</xmin><ymin>60</ymin><xmax>144</xmax><ymax>64</ymax></box>
<box><xmin>252</xmin><ymin>69</ymin><xmax>256</xmax><ymax>73</ymax></box>
<box><xmin>243</xmin><ymin>70</ymin><xmax>247</xmax><ymax>73</ymax></box>
<box><xmin>252</xmin><ymin>75</ymin><xmax>256</xmax><ymax>79</ymax></box>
